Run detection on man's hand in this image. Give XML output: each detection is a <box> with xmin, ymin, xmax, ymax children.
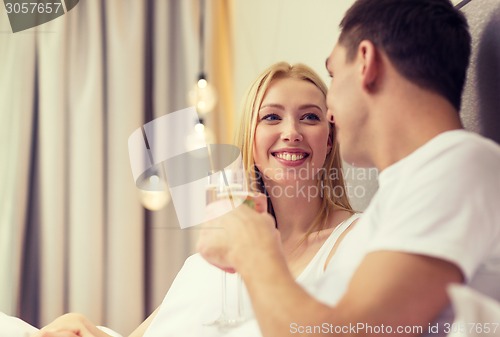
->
<box><xmin>197</xmin><ymin>193</ymin><xmax>280</xmax><ymax>274</ymax></box>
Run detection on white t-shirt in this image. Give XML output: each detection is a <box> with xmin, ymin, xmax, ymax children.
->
<box><xmin>143</xmin><ymin>214</ymin><xmax>360</xmax><ymax>337</ymax></box>
<box><xmin>311</xmin><ymin>130</ymin><xmax>500</xmax><ymax>336</ymax></box>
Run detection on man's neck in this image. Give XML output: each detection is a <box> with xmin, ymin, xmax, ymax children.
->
<box><xmin>372</xmin><ymin>92</ymin><xmax>463</xmax><ymax>171</ymax></box>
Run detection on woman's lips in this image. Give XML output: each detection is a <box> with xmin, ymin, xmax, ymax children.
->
<box><xmin>272</xmin><ymin>151</ymin><xmax>309</xmax><ymax>166</ymax></box>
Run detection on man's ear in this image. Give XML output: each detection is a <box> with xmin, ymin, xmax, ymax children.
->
<box><xmin>357</xmin><ymin>40</ymin><xmax>379</xmax><ymax>92</ymax></box>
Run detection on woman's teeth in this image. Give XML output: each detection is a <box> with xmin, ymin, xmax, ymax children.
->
<box><xmin>274</xmin><ymin>152</ymin><xmax>306</xmax><ymax>161</ymax></box>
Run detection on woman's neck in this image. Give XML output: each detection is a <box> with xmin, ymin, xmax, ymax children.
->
<box><xmin>265</xmin><ymin>179</ymin><xmax>324</xmax><ymax>243</ymax></box>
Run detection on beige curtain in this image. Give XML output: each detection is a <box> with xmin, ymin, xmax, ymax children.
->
<box><xmin>145</xmin><ymin>0</ymin><xmax>236</xmax><ymax>310</ymax></box>
<box><xmin>146</xmin><ymin>0</ymin><xmax>200</xmax><ymax>312</ymax></box>
<box><xmin>102</xmin><ymin>1</ymin><xmax>145</xmax><ymax>331</ymax></box>
<box><xmin>0</xmin><ymin>0</ymin><xmax>204</xmax><ymax>335</ymax></box>
<box><xmin>0</xmin><ymin>10</ymin><xmax>37</xmax><ymax>319</ymax></box>
<box><xmin>209</xmin><ymin>0</ymin><xmax>236</xmax><ymax>144</ymax></box>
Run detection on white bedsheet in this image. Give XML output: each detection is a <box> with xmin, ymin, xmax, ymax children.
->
<box><xmin>0</xmin><ymin>312</ymin><xmax>37</xmax><ymax>337</ymax></box>
<box><xmin>4</xmin><ymin>284</ymin><xmax>498</xmax><ymax>337</ymax></box>
<box><xmin>447</xmin><ymin>284</ymin><xmax>500</xmax><ymax>337</ymax></box>
<box><xmin>0</xmin><ymin>312</ymin><xmax>123</xmax><ymax>337</ymax></box>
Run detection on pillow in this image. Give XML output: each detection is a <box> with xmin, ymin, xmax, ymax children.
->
<box><xmin>0</xmin><ymin>312</ymin><xmax>37</xmax><ymax>337</ymax></box>
<box><xmin>447</xmin><ymin>284</ymin><xmax>500</xmax><ymax>337</ymax></box>
<box><xmin>0</xmin><ymin>312</ymin><xmax>123</xmax><ymax>337</ymax></box>
<box><xmin>97</xmin><ymin>326</ymin><xmax>124</xmax><ymax>337</ymax></box>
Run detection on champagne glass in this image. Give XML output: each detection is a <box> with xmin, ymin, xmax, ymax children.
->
<box><xmin>204</xmin><ymin>168</ymin><xmax>248</xmax><ymax>329</ymax></box>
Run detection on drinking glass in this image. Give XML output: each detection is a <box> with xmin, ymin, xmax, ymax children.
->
<box><xmin>204</xmin><ymin>168</ymin><xmax>248</xmax><ymax>329</ymax></box>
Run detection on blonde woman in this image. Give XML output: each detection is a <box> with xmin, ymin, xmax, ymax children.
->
<box><xmin>33</xmin><ymin>62</ymin><xmax>359</xmax><ymax>337</ymax></box>
<box><xmin>231</xmin><ymin>62</ymin><xmax>357</xmax><ymax>278</ymax></box>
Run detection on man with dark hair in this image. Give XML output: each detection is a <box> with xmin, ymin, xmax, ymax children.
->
<box><xmin>198</xmin><ymin>0</ymin><xmax>500</xmax><ymax>336</ymax></box>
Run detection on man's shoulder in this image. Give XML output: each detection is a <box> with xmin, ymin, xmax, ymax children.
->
<box><xmin>439</xmin><ymin>131</ymin><xmax>500</xmax><ymax>170</ymax></box>
<box><xmin>380</xmin><ymin>130</ymin><xmax>500</xmax><ymax>197</ymax></box>
<box><xmin>414</xmin><ymin>130</ymin><xmax>500</xmax><ymax>172</ymax></box>
<box><xmin>449</xmin><ymin>130</ymin><xmax>500</xmax><ymax>153</ymax></box>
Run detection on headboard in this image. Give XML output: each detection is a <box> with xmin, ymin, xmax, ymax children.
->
<box><xmin>458</xmin><ymin>0</ymin><xmax>500</xmax><ymax>144</ymax></box>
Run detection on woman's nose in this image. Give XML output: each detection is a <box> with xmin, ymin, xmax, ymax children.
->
<box><xmin>280</xmin><ymin>121</ymin><xmax>303</xmax><ymax>142</ymax></box>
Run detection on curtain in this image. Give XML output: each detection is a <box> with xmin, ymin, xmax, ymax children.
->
<box><xmin>0</xmin><ymin>8</ymin><xmax>37</xmax><ymax>322</ymax></box>
<box><xmin>209</xmin><ymin>0</ymin><xmax>235</xmax><ymax>144</ymax></box>
<box><xmin>145</xmin><ymin>0</ymin><xmax>236</xmax><ymax>311</ymax></box>
<box><xmin>0</xmin><ymin>0</ymin><xmax>237</xmax><ymax>334</ymax></box>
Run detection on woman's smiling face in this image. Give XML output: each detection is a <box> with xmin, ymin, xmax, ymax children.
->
<box><xmin>253</xmin><ymin>77</ymin><xmax>331</xmax><ymax>185</ymax></box>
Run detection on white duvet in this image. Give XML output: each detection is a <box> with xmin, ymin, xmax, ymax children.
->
<box><xmin>0</xmin><ymin>312</ymin><xmax>37</xmax><ymax>337</ymax></box>
<box><xmin>0</xmin><ymin>312</ymin><xmax>123</xmax><ymax>337</ymax></box>
<box><xmin>3</xmin><ymin>285</ymin><xmax>500</xmax><ymax>337</ymax></box>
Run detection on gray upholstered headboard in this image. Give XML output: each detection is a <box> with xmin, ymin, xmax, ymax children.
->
<box><xmin>458</xmin><ymin>0</ymin><xmax>500</xmax><ymax>144</ymax></box>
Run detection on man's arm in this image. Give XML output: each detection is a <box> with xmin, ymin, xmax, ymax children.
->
<box><xmin>241</xmin><ymin>249</ymin><xmax>461</xmax><ymax>336</ymax></box>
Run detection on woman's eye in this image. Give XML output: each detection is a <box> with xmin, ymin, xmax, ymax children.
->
<box><xmin>261</xmin><ymin>113</ymin><xmax>281</xmax><ymax>122</ymax></box>
<box><xmin>302</xmin><ymin>113</ymin><xmax>321</xmax><ymax>122</ymax></box>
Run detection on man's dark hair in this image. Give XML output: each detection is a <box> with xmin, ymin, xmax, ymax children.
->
<box><xmin>339</xmin><ymin>0</ymin><xmax>471</xmax><ymax>111</ymax></box>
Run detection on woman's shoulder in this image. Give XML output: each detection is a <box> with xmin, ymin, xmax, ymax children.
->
<box><xmin>329</xmin><ymin>210</ymin><xmax>360</xmax><ymax>230</ymax></box>
<box><xmin>309</xmin><ymin>211</ymin><xmax>359</xmax><ymax>245</ymax></box>
<box><xmin>321</xmin><ymin>212</ymin><xmax>361</xmax><ymax>270</ymax></box>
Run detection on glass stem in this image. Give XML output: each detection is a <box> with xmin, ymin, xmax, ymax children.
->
<box><xmin>221</xmin><ymin>271</ymin><xmax>228</xmax><ymax>317</ymax></box>
<box><xmin>236</xmin><ymin>273</ymin><xmax>243</xmax><ymax>318</ymax></box>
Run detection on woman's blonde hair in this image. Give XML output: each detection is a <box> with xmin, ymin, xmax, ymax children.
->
<box><xmin>235</xmin><ymin>62</ymin><xmax>354</xmax><ymax>236</ymax></box>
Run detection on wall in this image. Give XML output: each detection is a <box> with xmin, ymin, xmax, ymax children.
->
<box><xmin>231</xmin><ymin>0</ymin><xmax>378</xmax><ymax>211</ymax></box>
